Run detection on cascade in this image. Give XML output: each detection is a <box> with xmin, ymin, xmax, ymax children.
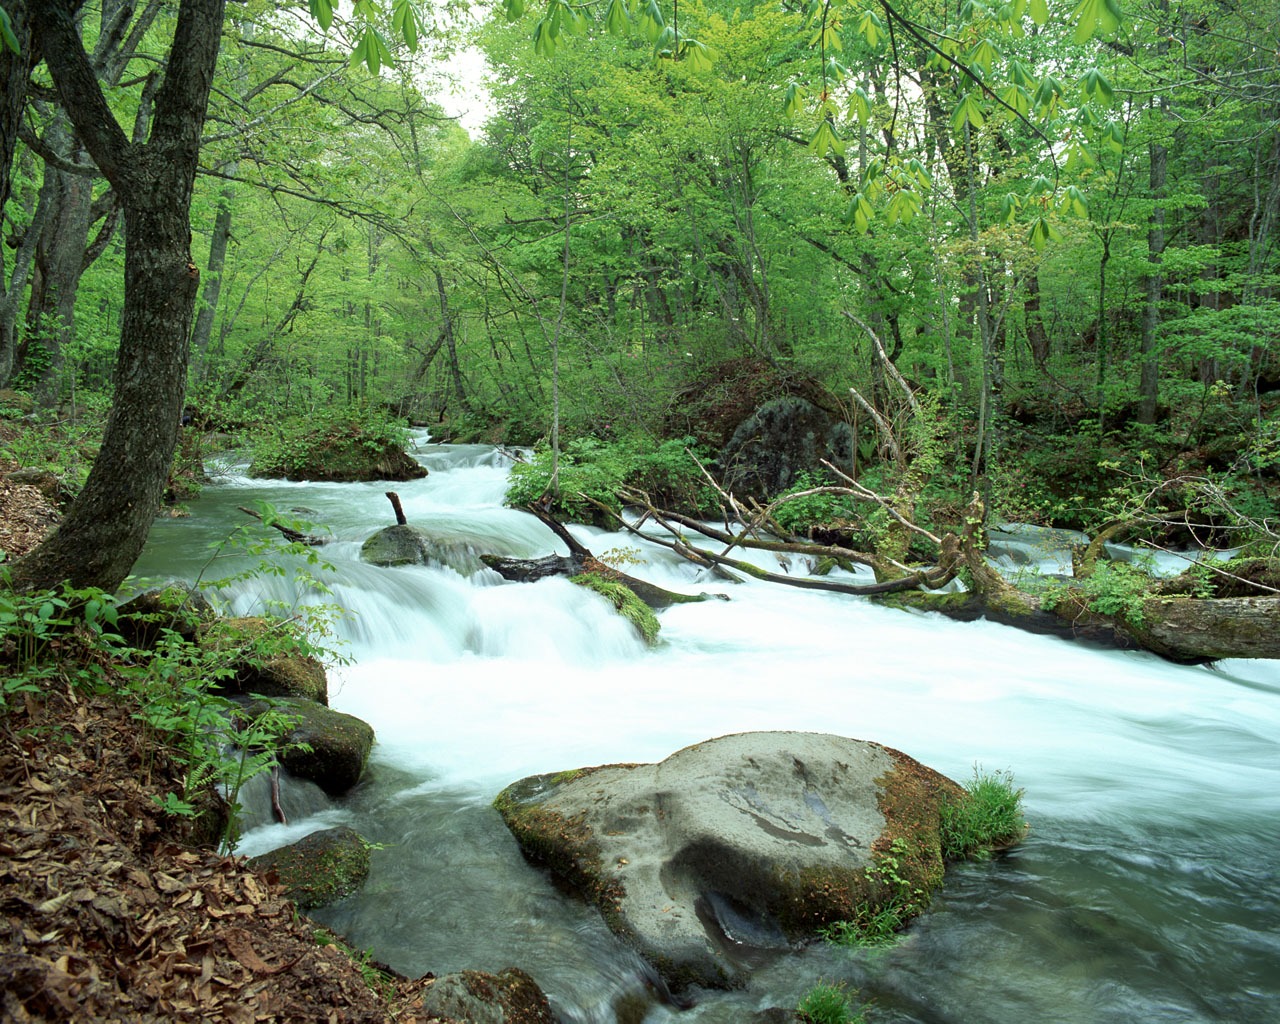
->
<box><xmin>132</xmin><ymin>441</ymin><xmax>1280</xmax><ymax>1024</ymax></box>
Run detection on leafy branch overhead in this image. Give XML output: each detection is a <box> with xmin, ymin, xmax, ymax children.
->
<box><xmin>500</xmin><ymin>0</ymin><xmax>1128</xmax><ymax>243</ymax></box>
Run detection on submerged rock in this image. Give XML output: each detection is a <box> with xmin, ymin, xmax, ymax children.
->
<box><xmin>494</xmin><ymin>731</ymin><xmax>963</xmax><ymax>990</ymax></box>
<box><xmin>248</xmin><ymin>826</ymin><xmax>370</xmax><ymax>909</ymax></box>
<box><xmin>360</xmin><ymin>523</ymin><xmax>485</xmax><ymax>576</ymax></box>
<box><xmin>420</xmin><ymin>968</ymin><xmax>555</xmax><ymax>1024</ymax></box>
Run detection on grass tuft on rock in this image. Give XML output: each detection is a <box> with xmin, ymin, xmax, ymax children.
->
<box><xmin>939</xmin><ymin>766</ymin><xmax>1027</xmax><ymax>861</ymax></box>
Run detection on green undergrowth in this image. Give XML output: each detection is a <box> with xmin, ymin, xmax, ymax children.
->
<box><xmin>505</xmin><ymin>434</ymin><xmax>717</xmax><ymax>522</ymax></box>
<box><xmin>1</xmin><ymin>509</ymin><xmax>346</xmax><ymax>854</ymax></box>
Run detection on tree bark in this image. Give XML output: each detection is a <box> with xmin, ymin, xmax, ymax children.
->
<box><xmin>12</xmin><ymin>0</ymin><xmax>225</xmax><ymax>594</ymax></box>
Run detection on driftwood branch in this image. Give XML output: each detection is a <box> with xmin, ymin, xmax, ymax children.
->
<box><xmin>385</xmin><ymin>491</ymin><xmax>407</xmax><ymax>526</ymax></box>
<box><xmin>236</xmin><ymin>506</ymin><xmax>327</xmax><ymax>546</ymax></box>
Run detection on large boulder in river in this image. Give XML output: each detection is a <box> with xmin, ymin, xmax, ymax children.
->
<box><xmin>360</xmin><ymin>523</ymin><xmax>484</xmax><ymax>576</ymax></box>
<box><xmin>249</xmin><ymin>697</ymin><xmax>375</xmax><ymax>795</ymax></box>
<box><xmin>494</xmin><ymin>731</ymin><xmax>963</xmax><ymax>990</ymax></box>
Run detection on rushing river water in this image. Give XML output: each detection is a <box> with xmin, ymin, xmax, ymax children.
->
<box><xmin>131</xmin><ymin>439</ymin><xmax>1280</xmax><ymax>1024</ymax></box>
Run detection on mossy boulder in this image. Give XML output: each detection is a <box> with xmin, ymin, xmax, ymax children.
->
<box><xmin>570</xmin><ymin>572</ymin><xmax>661</xmax><ymax>645</ymax></box>
<box><xmin>248</xmin><ymin>826</ymin><xmax>370</xmax><ymax>909</ymax></box>
<box><xmin>197</xmin><ymin>617</ymin><xmax>329</xmax><ymax>705</ymax></box>
<box><xmin>719</xmin><ymin>396</ymin><xmax>855</xmax><ymax>501</ymax></box>
<box><xmin>420</xmin><ymin>968</ymin><xmax>555</xmax><ymax>1024</ymax></box>
<box><xmin>494</xmin><ymin>731</ymin><xmax>966</xmax><ymax>990</ymax></box>
<box><xmin>116</xmin><ymin>583</ymin><xmax>217</xmax><ymax>648</ymax></box>
<box><xmin>249</xmin><ymin>424</ymin><xmax>427</xmax><ymax>483</ymax></box>
<box><xmin>360</xmin><ymin>523</ymin><xmax>484</xmax><ymax>575</ymax></box>
<box><xmin>252</xmin><ymin>697</ymin><xmax>374</xmax><ymax>795</ymax></box>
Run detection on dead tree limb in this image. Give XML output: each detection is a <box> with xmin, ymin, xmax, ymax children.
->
<box><xmin>236</xmin><ymin>506</ymin><xmax>327</xmax><ymax>546</ymax></box>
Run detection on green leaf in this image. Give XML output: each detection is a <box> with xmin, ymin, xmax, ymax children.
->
<box><xmin>1029</xmin><ymin>174</ymin><xmax>1053</xmax><ymax>195</ymax></box>
<box><xmin>969</xmin><ymin>37</ymin><xmax>1001</xmax><ymax>74</ymax></box>
<box><xmin>906</xmin><ymin>157</ymin><xmax>934</xmax><ymax>190</ymax></box>
<box><xmin>533</xmin><ymin>18</ymin><xmax>557</xmax><ymax>57</ymax></box>
<box><xmin>785</xmin><ymin>81</ymin><xmax>806</xmax><ymax>119</ymax></box>
<box><xmin>680</xmin><ymin>38</ymin><xmax>714</xmax><ymax>72</ymax></box>
<box><xmin>309</xmin><ymin>0</ymin><xmax>334</xmax><ymax>32</ymax></box>
<box><xmin>952</xmin><ymin>92</ymin><xmax>985</xmax><ymax>132</ymax></box>
<box><xmin>1080</xmin><ymin>68</ymin><xmax>1115</xmax><ymax>106</ymax></box>
<box><xmin>505</xmin><ymin>0</ymin><xmax>526</xmax><ymax>20</ymax></box>
<box><xmin>999</xmin><ymin>84</ymin><xmax>1031</xmax><ymax>117</ymax></box>
<box><xmin>851</xmin><ymin>85</ymin><xmax>871</xmax><ymax>125</ymax></box>
<box><xmin>807</xmin><ymin>120</ymin><xmax>846</xmax><ymax>158</ymax></box>
<box><xmin>1105</xmin><ymin>121</ymin><xmax>1126</xmax><ymax>154</ymax></box>
<box><xmin>1028</xmin><ymin>215</ymin><xmax>1063</xmax><ymax>250</ymax></box>
<box><xmin>1030</xmin><ymin>0</ymin><xmax>1050</xmax><ymax>25</ymax></box>
<box><xmin>1060</xmin><ymin>184</ymin><xmax>1089</xmax><ymax>218</ymax></box>
<box><xmin>1071</xmin><ymin>0</ymin><xmax>1123</xmax><ymax>44</ymax></box>
<box><xmin>605</xmin><ymin>0</ymin><xmax>630</xmax><ymax>36</ymax></box>
<box><xmin>640</xmin><ymin>0</ymin><xmax>665</xmax><ymax>41</ymax></box>
<box><xmin>1000</xmin><ymin>192</ymin><xmax>1020</xmax><ymax>225</ymax></box>
<box><xmin>857</xmin><ymin>9</ymin><xmax>886</xmax><ymax>48</ymax></box>
<box><xmin>392</xmin><ymin>0</ymin><xmax>422</xmax><ymax>50</ymax></box>
<box><xmin>885</xmin><ymin>188</ymin><xmax>922</xmax><ymax>225</ymax></box>
<box><xmin>1008</xmin><ymin>59</ymin><xmax>1034</xmax><ymax>88</ymax></box>
<box><xmin>844</xmin><ymin>193</ymin><xmax>875</xmax><ymax>234</ymax></box>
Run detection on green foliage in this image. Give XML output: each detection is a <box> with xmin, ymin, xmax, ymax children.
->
<box><xmin>0</xmin><ymin>574</ymin><xmax>121</xmax><ymax>701</ymax></box>
<box><xmin>939</xmin><ymin>767</ymin><xmax>1027</xmax><ymax>861</ymax></box>
<box><xmin>505</xmin><ymin>435</ymin><xmax>715</xmax><ymax>521</ymax></box>
<box><xmin>819</xmin><ymin>838</ymin><xmax>929</xmax><ymax>947</ymax></box>
<box><xmin>246</xmin><ymin>409</ymin><xmax>412</xmax><ymax>480</ymax></box>
<box><xmin>770</xmin><ymin>471</ymin><xmax>857</xmax><ymax>534</ymax></box>
<box><xmin>797</xmin><ymin>981</ymin><xmax>866</xmax><ymax>1024</ymax></box>
<box><xmin>131</xmin><ymin>627</ymin><xmax>315</xmax><ymax>854</ymax></box>
<box><xmin>1043</xmin><ymin>559</ymin><xmax>1156</xmax><ymax>626</ymax></box>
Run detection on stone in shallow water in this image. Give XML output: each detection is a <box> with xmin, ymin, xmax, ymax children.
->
<box><xmin>495</xmin><ymin>730</ymin><xmax>962</xmax><ymax>990</ymax></box>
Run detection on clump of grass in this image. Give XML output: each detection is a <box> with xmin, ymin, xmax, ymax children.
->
<box><xmin>797</xmin><ymin>981</ymin><xmax>866</xmax><ymax>1024</ymax></box>
<box><xmin>939</xmin><ymin>766</ymin><xmax>1027</xmax><ymax>861</ymax></box>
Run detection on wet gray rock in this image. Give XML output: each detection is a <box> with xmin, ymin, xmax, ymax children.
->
<box><xmin>495</xmin><ymin>731</ymin><xmax>961</xmax><ymax>990</ymax></box>
<box><xmin>420</xmin><ymin>968</ymin><xmax>555</xmax><ymax>1024</ymax></box>
<box><xmin>247</xmin><ymin>825</ymin><xmax>370</xmax><ymax>909</ymax></box>
<box><xmin>249</xmin><ymin>698</ymin><xmax>374</xmax><ymax>795</ymax></box>
<box><xmin>360</xmin><ymin>523</ymin><xmax>484</xmax><ymax>576</ymax></box>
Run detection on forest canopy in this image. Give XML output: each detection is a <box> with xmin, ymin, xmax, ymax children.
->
<box><xmin>0</xmin><ymin>0</ymin><xmax>1276</xmax><ymax>581</ymax></box>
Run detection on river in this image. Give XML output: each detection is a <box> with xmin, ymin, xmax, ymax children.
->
<box><xmin>130</xmin><ymin>439</ymin><xmax>1280</xmax><ymax>1024</ymax></box>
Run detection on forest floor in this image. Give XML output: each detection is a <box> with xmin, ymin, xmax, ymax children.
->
<box><xmin>0</xmin><ymin>432</ymin><xmax>446</xmax><ymax>1022</ymax></box>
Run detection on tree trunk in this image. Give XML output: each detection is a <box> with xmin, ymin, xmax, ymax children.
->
<box><xmin>19</xmin><ymin>117</ymin><xmax>96</xmax><ymax>401</ymax></box>
<box><xmin>191</xmin><ymin>176</ymin><xmax>234</xmax><ymax>376</ymax></box>
<box><xmin>13</xmin><ymin>0</ymin><xmax>225</xmax><ymax>594</ymax></box>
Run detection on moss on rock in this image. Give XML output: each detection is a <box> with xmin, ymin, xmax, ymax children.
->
<box><xmin>197</xmin><ymin>617</ymin><xmax>329</xmax><ymax>705</ymax></box>
<box><xmin>248</xmin><ymin>826</ymin><xmax>370</xmax><ymax>909</ymax></box>
<box><xmin>570</xmin><ymin>572</ymin><xmax>661</xmax><ymax>645</ymax></box>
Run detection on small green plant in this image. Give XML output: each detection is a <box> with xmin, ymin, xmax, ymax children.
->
<box><xmin>313</xmin><ymin>929</ymin><xmax>396</xmax><ymax>997</ymax></box>
<box><xmin>819</xmin><ymin>838</ymin><xmax>929</xmax><ymax>947</ymax></box>
<box><xmin>1043</xmin><ymin>559</ymin><xmax>1155</xmax><ymax>626</ymax></box>
<box><xmin>939</xmin><ymin>766</ymin><xmax>1027</xmax><ymax>861</ymax></box>
<box><xmin>797</xmin><ymin>981</ymin><xmax>866</xmax><ymax>1024</ymax></box>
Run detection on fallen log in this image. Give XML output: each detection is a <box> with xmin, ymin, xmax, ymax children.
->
<box><xmin>482</xmin><ymin>503</ymin><xmax>724</xmax><ymax>608</ymax></box>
